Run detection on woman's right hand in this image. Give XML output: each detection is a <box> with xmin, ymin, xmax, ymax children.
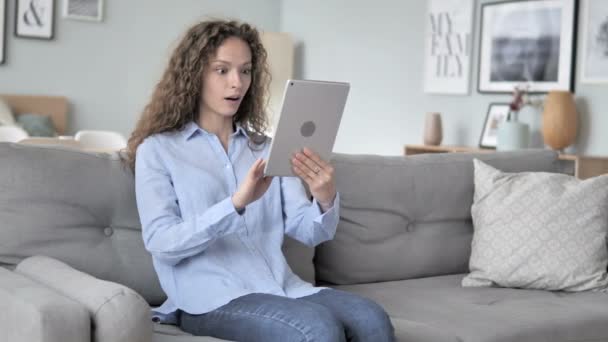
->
<box><xmin>231</xmin><ymin>158</ymin><xmax>273</xmax><ymax>211</ymax></box>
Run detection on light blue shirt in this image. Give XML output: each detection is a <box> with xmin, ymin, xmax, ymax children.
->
<box><xmin>135</xmin><ymin>121</ymin><xmax>340</xmax><ymax>321</ymax></box>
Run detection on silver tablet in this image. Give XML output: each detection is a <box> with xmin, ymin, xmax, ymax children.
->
<box><xmin>264</xmin><ymin>79</ymin><xmax>350</xmax><ymax>177</ymax></box>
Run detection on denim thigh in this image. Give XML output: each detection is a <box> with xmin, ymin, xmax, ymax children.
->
<box><xmin>300</xmin><ymin>289</ymin><xmax>395</xmax><ymax>342</ymax></box>
<box><xmin>180</xmin><ymin>292</ymin><xmax>346</xmax><ymax>342</ymax></box>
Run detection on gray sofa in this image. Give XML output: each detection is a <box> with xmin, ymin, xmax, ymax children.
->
<box><xmin>1</xmin><ymin>142</ymin><xmax>607</xmax><ymax>342</ymax></box>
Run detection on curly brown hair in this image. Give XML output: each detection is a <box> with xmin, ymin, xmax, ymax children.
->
<box><xmin>125</xmin><ymin>19</ymin><xmax>270</xmax><ymax>171</ymax></box>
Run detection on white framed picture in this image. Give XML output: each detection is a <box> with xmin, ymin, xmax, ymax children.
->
<box><xmin>478</xmin><ymin>0</ymin><xmax>577</xmax><ymax>93</ymax></box>
<box><xmin>424</xmin><ymin>0</ymin><xmax>474</xmax><ymax>95</ymax></box>
<box><xmin>479</xmin><ymin>103</ymin><xmax>510</xmax><ymax>149</ymax></box>
<box><xmin>1</xmin><ymin>0</ymin><xmax>6</xmax><ymax>64</ymax></box>
<box><xmin>63</xmin><ymin>0</ymin><xmax>103</xmax><ymax>22</ymax></box>
<box><xmin>15</xmin><ymin>0</ymin><xmax>55</xmax><ymax>40</ymax></box>
<box><xmin>580</xmin><ymin>0</ymin><xmax>608</xmax><ymax>83</ymax></box>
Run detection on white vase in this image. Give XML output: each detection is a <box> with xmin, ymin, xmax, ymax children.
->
<box><xmin>423</xmin><ymin>112</ymin><xmax>442</xmax><ymax>146</ymax></box>
<box><xmin>497</xmin><ymin>121</ymin><xmax>529</xmax><ymax>151</ymax></box>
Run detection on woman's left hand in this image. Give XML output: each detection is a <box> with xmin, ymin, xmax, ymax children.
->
<box><xmin>291</xmin><ymin>147</ymin><xmax>336</xmax><ymax>209</ymax></box>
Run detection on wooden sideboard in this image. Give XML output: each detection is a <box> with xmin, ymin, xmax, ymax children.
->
<box><xmin>404</xmin><ymin>144</ymin><xmax>608</xmax><ymax>180</ymax></box>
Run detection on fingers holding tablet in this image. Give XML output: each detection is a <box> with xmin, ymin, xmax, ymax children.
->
<box><xmin>293</xmin><ymin>152</ymin><xmax>322</xmax><ymax>176</ymax></box>
<box><xmin>290</xmin><ymin>147</ymin><xmax>337</xmax><ymax>207</ymax></box>
<box><xmin>291</xmin><ymin>158</ymin><xmax>314</xmax><ymax>181</ymax></box>
<box><xmin>302</xmin><ymin>147</ymin><xmax>333</xmax><ymax>174</ymax></box>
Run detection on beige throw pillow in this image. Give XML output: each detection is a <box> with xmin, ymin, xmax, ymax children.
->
<box><xmin>463</xmin><ymin>159</ymin><xmax>608</xmax><ymax>292</ymax></box>
<box><xmin>0</xmin><ymin>99</ymin><xmax>16</xmax><ymax>125</ymax></box>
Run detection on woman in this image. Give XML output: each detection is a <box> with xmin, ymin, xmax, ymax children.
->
<box><xmin>126</xmin><ymin>19</ymin><xmax>394</xmax><ymax>342</ymax></box>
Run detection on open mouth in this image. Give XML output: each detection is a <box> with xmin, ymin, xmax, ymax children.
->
<box><xmin>225</xmin><ymin>96</ymin><xmax>241</xmax><ymax>102</ymax></box>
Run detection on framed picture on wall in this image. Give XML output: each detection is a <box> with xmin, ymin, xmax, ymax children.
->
<box><xmin>63</xmin><ymin>0</ymin><xmax>103</xmax><ymax>22</ymax></box>
<box><xmin>423</xmin><ymin>0</ymin><xmax>474</xmax><ymax>95</ymax></box>
<box><xmin>1</xmin><ymin>0</ymin><xmax>6</xmax><ymax>64</ymax></box>
<box><xmin>479</xmin><ymin>103</ymin><xmax>510</xmax><ymax>149</ymax></box>
<box><xmin>580</xmin><ymin>0</ymin><xmax>608</xmax><ymax>83</ymax></box>
<box><xmin>15</xmin><ymin>0</ymin><xmax>55</xmax><ymax>40</ymax></box>
<box><xmin>478</xmin><ymin>0</ymin><xmax>578</xmax><ymax>93</ymax></box>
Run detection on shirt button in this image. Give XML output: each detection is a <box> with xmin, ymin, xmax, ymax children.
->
<box><xmin>104</xmin><ymin>227</ymin><xmax>114</xmax><ymax>236</ymax></box>
<box><xmin>226</xmin><ymin>164</ymin><xmax>231</xmax><ymax>169</ymax></box>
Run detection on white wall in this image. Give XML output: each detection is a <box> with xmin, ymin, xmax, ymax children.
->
<box><xmin>281</xmin><ymin>0</ymin><xmax>608</xmax><ymax>156</ymax></box>
<box><xmin>2</xmin><ymin>0</ymin><xmax>606</xmax><ymax>156</ymax></box>
<box><xmin>0</xmin><ymin>0</ymin><xmax>280</xmax><ymax>137</ymax></box>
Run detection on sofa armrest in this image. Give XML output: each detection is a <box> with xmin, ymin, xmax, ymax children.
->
<box><xmin>0</xmin><ymin>267</ymin><xmax>90</xmax><ymax>342</ymax></box>
<box><xmin>16</xmin><ymin>256</ymin><xmax>152</xmax><ymax>342</ymax></box>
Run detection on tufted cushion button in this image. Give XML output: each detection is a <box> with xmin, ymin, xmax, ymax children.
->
<box><xmin>103</xmin><ymin>227</ymin><xmax>114</xmax><ymax>236</ymax></box>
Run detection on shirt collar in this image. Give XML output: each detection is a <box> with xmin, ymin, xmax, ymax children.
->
<box><xmin>182</xmin><ymin>121</ymin><xmax>201</xmax><ymax>140</ymax></box>
<box><xmin>234</xmin><ymin>123</ymin><xmax>249</xmax><ymax>138</ymax></box>
<box><xmin>182</xmin><ymin>121</ymin><xmax>249</xmax><ymax>141</ymax></box>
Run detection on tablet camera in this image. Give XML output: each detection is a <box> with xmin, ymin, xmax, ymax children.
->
<box><xmin>300</xmin><ymin>121</ymin><xmax>316</xmax><ymax>137</ymax></box>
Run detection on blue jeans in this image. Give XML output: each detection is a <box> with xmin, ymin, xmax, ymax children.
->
<box><xmin>179</xmin><ymin>289</ymin><xmax>395</xmax><ymax>342</ymax></box>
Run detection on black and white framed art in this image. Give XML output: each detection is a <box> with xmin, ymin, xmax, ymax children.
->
<box><xmin>478</xmin><ymin>0</ymin><xmax>578</xmax><ymax>93</ymax></box>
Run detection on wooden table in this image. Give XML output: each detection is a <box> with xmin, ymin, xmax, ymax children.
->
<box><xmin>404</xmin><ymin>144</ymin><xmax>608</xmax><ymax>180</ymax></box>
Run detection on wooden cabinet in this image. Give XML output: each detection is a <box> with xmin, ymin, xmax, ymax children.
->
<box><xmin>404</xmin><ymin>144</ymin><xmax>608</xmax><ymax>180</ymax></box>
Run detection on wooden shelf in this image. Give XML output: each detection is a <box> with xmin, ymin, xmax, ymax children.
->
<box><xmin>404</xmin><ymin>144</ymin><xmax>608</xmax><ymax>180</ymax></box>
<box><xmin>404</xmin><ymin>144</ymin><xmax>490</xmax><ymax>155</ymax></box>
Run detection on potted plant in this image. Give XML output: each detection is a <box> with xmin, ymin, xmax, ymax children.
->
<box><xmin>496</xmin><ymin>86</ymin><xmax>531</xmax><ymax>150</ymax></box>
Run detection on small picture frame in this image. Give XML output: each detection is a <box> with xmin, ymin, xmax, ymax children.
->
<box><xmin>63</xmin><ymin>0</ymin><xmax>103</xmax><ymax>22</ymax></box>
<box><xmin>15</xmin><ymin>0</ymin><xmax>55</xmax><ymax>40</ymax></box>
<box><xmin>479</xmin><ymin>103</ymin><xmax>510</xmax><ymax>149</ymax></box>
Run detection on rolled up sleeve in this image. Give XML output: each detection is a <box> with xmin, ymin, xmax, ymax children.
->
<box><xmin>280</xmin><ymin>176</ymin><xmax>340</xmax><ymax>247</ymax></box>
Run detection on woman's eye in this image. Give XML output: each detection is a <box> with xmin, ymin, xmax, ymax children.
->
<box><xmin>216</xmin><ymin>68</ymin><xmax>227</xmax><ymax>74</ymax></box>
<box><xmin>242</xmin><ymin>69</ymin><xmax>252</xmax><ymax>75</ymax></box>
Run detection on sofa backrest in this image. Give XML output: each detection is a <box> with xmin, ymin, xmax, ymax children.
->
<box><xmin>0</xmin><ymin>143</ymin><xmax>561</xmax><ymax>294</ymax></box>
<box><xmin>0</xmin><ymin>143</ymin><xmax>165</xmax><ymax>304</ymax></box>
<box><xmin>315</xmin><ymin>150</ymin><xmax>559</xmax><ymax>285</ymax></box>
<box><xmin>0</xmin><ymin>143</ymin><xmax>314</xmax><ymax>305</ymax></box>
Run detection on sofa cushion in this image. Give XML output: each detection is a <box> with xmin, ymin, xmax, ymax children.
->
<box><xmin>464</xmin><ymin>159</ymin><xmax>608</xmax><ymax>292</ymax></box>
<box><xmin>282</xmin><ymin>236</ymin><xmax>315</xmax><ymax>284</ymax></box>
<box><xmin>153</xmin><ymin>324</ymin><xmax>232</xmax><ymax>342</ymax></box>
<box><xmin>316</xmin><ymin>150</ymin><xmax>560</xmax><ymax>285</ymax></box>
<box><xmin>17</xmin><ymin>255</ymin><xmax>152</xmax><ymax>342</ymax></box>
<box><xmin>335</xmin><ymin>274</ymin><xmax>608</xmax><ymax>342</ymax></box>
<box><xmin>16</xmin><ymin>113</ymin><xmax>57</xmax><ymax>137</ymax></box>
<box><xmin>0</xmin><ymin>267</ymin><xmax>90</xmax><ymax>342</ymax></box>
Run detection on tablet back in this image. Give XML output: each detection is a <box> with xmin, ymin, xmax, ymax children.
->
<box><xmin>265</xmin><ymin>79</ymin><xmax>350</xmax><ymax>176</ymax></box>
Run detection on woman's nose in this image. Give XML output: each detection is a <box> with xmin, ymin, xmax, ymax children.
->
<box><xmin>230</xmin><ymin>71</ymin><xmax>243</xmax><ymax>89</ymax></box>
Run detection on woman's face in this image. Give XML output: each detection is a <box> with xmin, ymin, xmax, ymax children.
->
<box><xmin>200</xmin><ymin>37</ymin><xmax>253</xmax><ymax>120</ymax></box>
